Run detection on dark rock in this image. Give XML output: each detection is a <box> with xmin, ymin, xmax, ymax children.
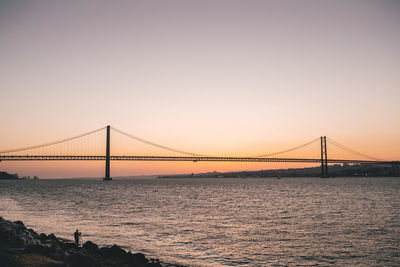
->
<box><xmin>82</xmin><ymin>241</ymin><xmax>98</xmax><ymax>252</ymax></box>
<box><xmin>67</xmin><ymin>251</ymin><xmax>100</xmax><ymax>267</ymax></box>
<box><xmin>39</xmin><ymin>233</ymin><xmax>48</xmax><ymax>241</ymax></box>
<box><xmin>129</xmin><ymin>253</ymin><xmax>151</xmax><ymax>266</ymax></box>
<box><xmin>24</xmin><ymin>245</ymin><xmax>53</xmax><ymax>258</ymax></box>
<box><xmin>14</xmin><ymin>221</ymin><xmax>24</xmax><ymax>227</ymax></box>
<box><xmin>48</xmin><ymin>233</ymin><xmax>57</xmax><ymax>240</ymax></box>
<box><xmin>14</xmin><ymin>237</ymin><xmax>26</xmax><ymax>248</ymax></box>
<box><xmin>61</xmin><ymin>242</ymin><xmax>79</xmax><ymax>251</ymax></box>
<box><xmin>0</xmin><ymin>217</ymin><xmax>173</xmax><ymax>267</ymax></box>
<box><xmin>0</xmin><ymin>252</ymin><xmax>21</xmax><ymax>267</ymax></box>
<box><xmin>100</xmin><ymin>244</ymin><xmax>126</xmax><ymax>258</ymax></box>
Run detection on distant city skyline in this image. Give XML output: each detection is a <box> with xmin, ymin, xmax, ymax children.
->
<box><xmin>1</xmin><ymin>1</ymin><xmax>399</xmax><ymax>178</ymax></box>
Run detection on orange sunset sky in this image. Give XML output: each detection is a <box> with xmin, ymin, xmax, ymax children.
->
<box><xmin>1</xmin><ymin>1</ymin><xmax>399</xmax><ymax>178</ymax></box>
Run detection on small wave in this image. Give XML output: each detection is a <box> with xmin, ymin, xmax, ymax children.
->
<box><xmin>122</xmin><ymin>222</ymin><xmax>144</xmax><ymax>226</ymax></box>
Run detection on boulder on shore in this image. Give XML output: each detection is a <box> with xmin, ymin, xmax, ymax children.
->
<box><xmin>0</xmin><ymin>217</ymin><xmax>166</xmax><ymax>267</ymax></box>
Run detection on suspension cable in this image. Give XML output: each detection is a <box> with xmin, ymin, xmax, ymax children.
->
<box><xmin>326</xmin><ymin>137</ymin><xmax>383</xmax><ymax>161</ymax></box>
<box><xmin>256</xmin><ymin>137</ymin><xmax>320</xmax><ymax>157</ymax></box>
<box><xmin>0</xmin><ymin>126</ymin><xmax>106</xmax><ymax>154</ymax></box>
<box><xmin>111</xmin><ymin>127</ymin><xmax>205</xmax><ymax>157</ymax></box>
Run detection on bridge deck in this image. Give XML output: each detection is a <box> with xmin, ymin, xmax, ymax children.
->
<box><xmin>0</xmin><ymin>155</ymin><xmax>393</xmax><ymax>165</ymax></box>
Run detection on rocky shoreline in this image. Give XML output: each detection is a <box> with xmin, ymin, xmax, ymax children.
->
<box><xmin>0</xmin><ymin>217</ymin><xmax>183</xmax><ymax>267</ymax></box>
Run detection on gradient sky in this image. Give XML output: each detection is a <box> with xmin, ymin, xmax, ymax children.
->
<box><xmin>1</xmin><ymin>0</ymin><xmax>399</xmax><ymax>178</ymax></box>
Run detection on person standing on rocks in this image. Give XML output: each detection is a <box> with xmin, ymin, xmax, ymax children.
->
<box><xmin>74</xmin><ymin>229</ymin><xmax>81</xmax><ymax>246</ymax></box>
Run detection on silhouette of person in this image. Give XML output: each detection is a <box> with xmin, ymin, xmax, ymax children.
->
<box><xmin>74</xmin><ymin>229</ymin><xmax>81</xmax><ymax>246</ymax></box>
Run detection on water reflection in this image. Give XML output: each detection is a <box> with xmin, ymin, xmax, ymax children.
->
<box><xmin>0</xmin><ymin>177</ymin><xmax>399</xmax><ymax>266</ymax></box>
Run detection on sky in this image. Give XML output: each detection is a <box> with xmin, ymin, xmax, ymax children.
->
<box><xmin>1</xmin><ymin>0</ymin><xmax>399</xmax><ymax>178</ymax></box>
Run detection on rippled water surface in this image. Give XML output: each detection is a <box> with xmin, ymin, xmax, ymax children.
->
<box><xmin>0</xmin><ymin>177</ymin><xmax>399</xmax><ymax>266</ymax></box>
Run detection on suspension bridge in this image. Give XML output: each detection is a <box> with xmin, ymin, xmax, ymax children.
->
<box><xmin>0</xmin><ymin>125</ymin><xmax>398</xmax><ymax>180</ymax></box>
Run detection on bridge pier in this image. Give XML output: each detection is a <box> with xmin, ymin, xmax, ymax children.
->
<box><xmin>104</xmin><ymin>125</ymin><xmax>112</xmax><ymax>181</ymax></box>
<box><xmin>320</xmin><ymin>136</ymin><xmax>328</xmax><ymax>178</ymax></box>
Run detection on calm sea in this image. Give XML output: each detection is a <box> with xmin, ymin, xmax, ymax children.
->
<box><xmin>0</xmin><ymin>177</ymin><xmax>399</xmax><ymax>266</ymax></box>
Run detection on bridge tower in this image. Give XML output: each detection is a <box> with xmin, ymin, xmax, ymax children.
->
<box><xmin>104</xmin><ymin>125</ymin><xmax>112</xmax><ymax>181</ymax></box>
<box><xmin>320</xmin><ymin>136</ymin><xmax>328</xmax><ymax>178</ymax></box>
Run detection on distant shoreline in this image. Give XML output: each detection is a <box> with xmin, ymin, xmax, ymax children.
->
<box><xmin>2</xmin><ymin>162</ymin><xmax>399</xmax><ymax>180</ymax></box>
<box><xmin>0</xmin><ymin>171</ymin><xmax>18</xmax><ymax>180</ymax></box>
<box><xmin>158</xmin><ymin>163</ymin><xmax>400</xmax><ymax>179</ymax></box>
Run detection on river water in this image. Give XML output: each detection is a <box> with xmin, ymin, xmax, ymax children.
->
<box><xmin>0</xmin><ymin>177</ymin><xmax>399</xmax><ymax>266</ymax></box>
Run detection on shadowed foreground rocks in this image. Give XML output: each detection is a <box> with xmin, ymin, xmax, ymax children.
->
<box><xmin>0</xmin><ymin>217</ymin><xmax>182</xmax><ymax>267</ymax></box>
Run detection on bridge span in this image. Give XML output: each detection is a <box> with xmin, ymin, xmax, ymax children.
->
<box><xmin>0</xmin><ymin>125</ymin><xmax>398</xmax><ymax>179</ymax></box>
<box><xmin>0</xmin><ymin>155</ymin><xmax>391</xmax><ymax>165</ymax></box>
